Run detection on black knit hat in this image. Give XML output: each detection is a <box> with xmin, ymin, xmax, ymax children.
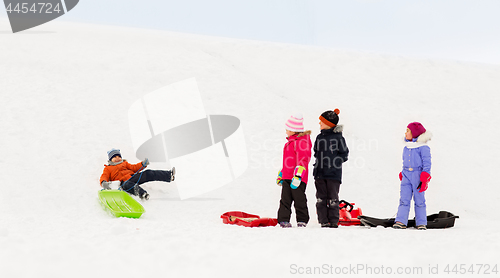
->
<box><xmin>319</xmin><ymin>109</ymin><xmax>340</xmax><ymax>128</ymax></box>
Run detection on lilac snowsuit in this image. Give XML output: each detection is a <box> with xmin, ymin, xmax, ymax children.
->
<box><xmin>395</xmin><ymin>135</ymin><xmax>432</xmax><ymax>226</ymax></box>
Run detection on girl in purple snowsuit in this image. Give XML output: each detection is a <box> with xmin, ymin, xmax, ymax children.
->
<box><xmin>394</xmin><ymin>122</ymin><xmax>432</xmax><ymax>230</ymax></box>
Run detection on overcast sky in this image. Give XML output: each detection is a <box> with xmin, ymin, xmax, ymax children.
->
<box><xmin>3</xmin><ymin>0</ymin><xmax>500</xmax><ymax>64</ymax></box>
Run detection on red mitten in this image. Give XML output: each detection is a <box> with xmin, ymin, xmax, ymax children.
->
<box><xmin>399</xmin><ymin>172</ymin><xmax>403</xmax><ymax>181</ymax></box>
<box><xmin>418</xmin><ymin>172</ymin><xmax>431</xmax><ymax>192</ymax></box>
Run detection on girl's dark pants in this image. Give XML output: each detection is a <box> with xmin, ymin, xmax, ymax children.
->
<box><xmin>315</xmin><ymin>179</ymin><xmax>341</xmax><ymax>225</ymax></box>
<box><xmin>277</xmin><ymin>180</ymin><xmax>310</xmax><ymax>224</ymax></box>
<box><xmin>121</xmin><ymin>169</ymin><xmax>172</xmax><ymax>196</ymax></box>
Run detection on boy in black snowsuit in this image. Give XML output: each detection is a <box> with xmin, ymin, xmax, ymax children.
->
<box><xmin>313</xmin><ymin>109</ymin><xmax>349</xmax><ymax>228</ymax></box>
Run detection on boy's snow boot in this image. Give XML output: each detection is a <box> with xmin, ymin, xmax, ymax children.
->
<box><xmin>393</xmin><ymin>222</ymin><xmax>406</xmax><ymax>229</ymax></box>
<box><xmin>140</xmin><ymin>192</ymin><xmax>150</xmax><ymax>200</ymax></box>
<box><xmin>297</xmin><ymin>222</ymin><xmax>307</xmax><ymax>228</ymax></box>
<box><xmin>171</xmin><ymin>167</ymin><xmax>176</xmax><ymax>181</ymax></box>
<box><xmin>279</xmin><ymin>222</ymin><xmax>292</xmax><ymax>228</ymax></box>
<box><xmin>417</xmin><ymin>225</ymin><xmax>427</xmax><ymax>230</ymax></box>
<box><xmin>321</xmin><ymin>223</ymin><xmax>338</xmax><ymax>228</ymax></box>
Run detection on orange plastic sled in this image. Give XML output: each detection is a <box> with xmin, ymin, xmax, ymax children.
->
<box><xmin>221</xmin><ymin>211</ymin><xmax>278</xmax><ymax>227</ymax></box>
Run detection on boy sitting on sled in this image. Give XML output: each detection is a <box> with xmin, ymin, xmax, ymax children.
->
<box><xmin>99</xmin><ymin>149</ymin><xmax>175</xmax><ymax>200</ymax></box>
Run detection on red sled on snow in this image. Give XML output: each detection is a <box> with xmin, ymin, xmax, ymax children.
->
<box><xmin>221</xmin><ymin>211</ymin><xmax>278</xmax><ymax>227</ymax></box>
<box><xmin>338</xmin><ymin>200</ymin><xmax>363</xmax><ymax>226</ymax></box>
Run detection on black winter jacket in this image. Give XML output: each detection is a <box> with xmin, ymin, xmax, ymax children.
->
<box><xmin>313</xmin><ymin>125</ymin><xmax>349</xmax><ymax>183</ymax></box>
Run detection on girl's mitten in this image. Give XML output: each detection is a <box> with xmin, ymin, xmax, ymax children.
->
<box><xmin>418</xmin><ymin>172</ymin><xmax>431</xmax><ymax>192</ymax></box>
<box><xmin>291</xmin><ymin>166</ymin><xmax>306</xmax><ymax>189</ymax></box>
<box><xmin>276</xmin><ymin>170</ymin><xmax>283</xmax><ymax>186</ymax></box>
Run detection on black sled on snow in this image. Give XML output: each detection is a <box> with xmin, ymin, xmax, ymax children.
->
<box><xmin>358</xmin><ymin>211</ymin><xmax>459</xmax><ymax>229</ymax></box>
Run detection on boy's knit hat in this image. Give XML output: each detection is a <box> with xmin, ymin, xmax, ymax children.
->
<box><xmin>107</xmin><ymin>148</ymin><xmax>122</xmax><ymax>161</ymax></box>
<box><xmin>285</xmin><ymin>113</ymin><xmax>305</xmax><ymax>132</ymax></box>
<box><xmin>319</xmin><ymin>109</ymin><xmax>340</xmax><ymax>128</ymax></box>
<box><xmin>407</xmin><ymin>122</ymin><xmax>426</xmax><ymax>139</ymax></box>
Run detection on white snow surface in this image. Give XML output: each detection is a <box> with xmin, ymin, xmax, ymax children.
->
<box><xmin>1</xmin><ymin>20</ymin><xmax>500</xmax><ymax>277</ymax></box>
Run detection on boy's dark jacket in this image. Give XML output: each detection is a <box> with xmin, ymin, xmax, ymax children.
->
<box><xmin>313</xmin><ymin>125</ymin><xmax>349</xmax><ymax>183</ymax></box>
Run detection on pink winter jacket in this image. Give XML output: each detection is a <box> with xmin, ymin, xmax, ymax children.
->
<box><xmin>282</xmin><ymin>131</ymin><xmax>312</xmax><ymax>184</ymax></box>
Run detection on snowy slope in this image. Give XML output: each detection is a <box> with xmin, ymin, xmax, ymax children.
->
<box><xmin>1</xmin><ymin>19</ymin><xmax>500</xmax><ymax>278</ymax></box>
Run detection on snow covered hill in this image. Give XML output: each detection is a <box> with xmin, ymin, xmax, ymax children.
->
<box><xmin>1</xmin><ymin>19</ymin><xmax>500</xmax><ymax>277</ymax></box>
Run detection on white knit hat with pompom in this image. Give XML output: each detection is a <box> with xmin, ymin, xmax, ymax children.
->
<box><xmin>285</xmin><ymin>113</ymin><xmax>305</xmax><ymax>132</ymax></box>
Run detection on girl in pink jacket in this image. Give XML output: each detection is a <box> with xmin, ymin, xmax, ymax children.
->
<box><xmin>277</xmin><ymin>113</ymin><xmax>312</xmax><ymax>228</ymax></box>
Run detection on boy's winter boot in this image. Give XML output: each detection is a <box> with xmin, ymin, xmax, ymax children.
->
<box><xmin>171</xmin><ymin>167</ymin><xmax>176</xmax><ymax>181</ymax></box>
<box><xmin>321</xmin><ymin>223</ymin><xmax>338</xmax><ymax>228</ymax></box>
<box><xmin>279</xmin><ymin>222</ymin><xmax>292</xmax><ymax>228</ymax></box>
<box><xmin>417</xmin><ymin>225</ymin><xmax>427</xmax><ymax>230</ymax></box>
<box><xmin>297</xmin><ymin>222</ymin><xmax>307</xmax><ymax>228</ymax></box>
<box><xmin>140</xmin><ymin>192</ymin><xmax>150</xmax><ymax>200</ymax></box>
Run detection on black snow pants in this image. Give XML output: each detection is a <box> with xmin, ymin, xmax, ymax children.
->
<box><xmin>315</xmin><ymin>179</ymin><xmax>341</xmax><ymax>225</ymax></box>
<box><xmin>277</xmin><ymin>180</ymin><xmax>310</xmax><ymax>224</ymax></box>
<box><xmin>121</xmin><ymin>169</ymin><xmax>172</xmax><ymax>196</ymax></box>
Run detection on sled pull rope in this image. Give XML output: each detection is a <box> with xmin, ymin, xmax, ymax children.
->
<box><xmin>120</xmin><ymin>165</ymin><xmax>146</xmax><ymax>193</ymax></box>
